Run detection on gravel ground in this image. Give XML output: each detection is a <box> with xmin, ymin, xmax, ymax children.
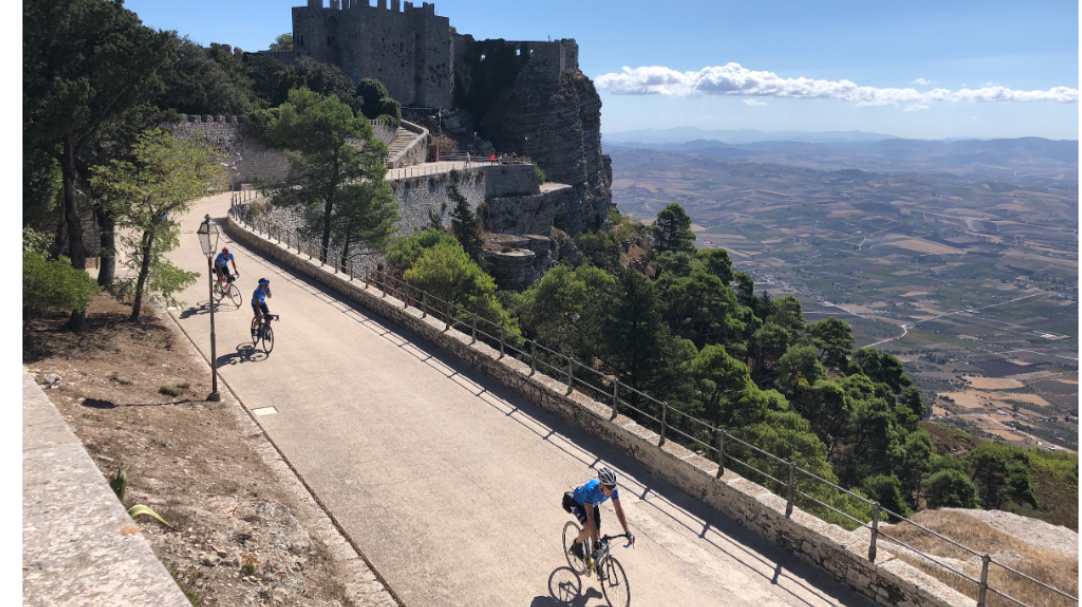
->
<box><xmin>24</xmin><ymin>296</ymin><xmax>396</xmax><ymax>606</ymax></box>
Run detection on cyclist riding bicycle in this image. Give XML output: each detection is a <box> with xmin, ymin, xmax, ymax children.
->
<box><xmin>562</xmin><ymin>466</ymin><xmax>635</xmax><ymax>561</ymax></box>
<box><xmin>214</xmin><ymin>247</ymin><xmax>239</xmax><ymax>290</ymax></box>
<box><xmin>251</xmin><ymin>278</ymin><xmax>273</xmax><ymax>338</ymax></box>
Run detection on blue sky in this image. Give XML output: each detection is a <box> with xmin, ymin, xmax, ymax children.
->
<box><xmin>125</xmin><ymin>0</ymin><xmax>1080</xmax><ymax>140</ymax></box>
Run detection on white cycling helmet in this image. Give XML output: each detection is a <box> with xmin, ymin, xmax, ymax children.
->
<box><xmin>598</xmin><ymin>466</ymin><xmax>618</xmax><ymax>488</ymax></box>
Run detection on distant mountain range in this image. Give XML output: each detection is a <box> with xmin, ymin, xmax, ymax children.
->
<box><xmin>603</xmin><ymin>127</ymin><xmax>902</xmax><ymax>145</ymax></box>
<box><xmin>603</xmin><ymin>132</ymin><xmax>1078</xmax><ymax>183</ymax></box>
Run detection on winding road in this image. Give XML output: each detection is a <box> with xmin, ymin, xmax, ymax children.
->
<box><xmin>166</xmin><ymin>193</ymin><xmax>873</xmax><ymax>606</ymax></box>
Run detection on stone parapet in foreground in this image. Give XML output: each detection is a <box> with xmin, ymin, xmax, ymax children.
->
<box><xmin>22</xmin><ymin>371</ymin><xmax>191</xmax><ymax>607</ymax></box>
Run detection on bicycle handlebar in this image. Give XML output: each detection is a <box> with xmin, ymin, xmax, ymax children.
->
<box><xmin>600</xmin><ymin>533</ymin><xmax>634</xmax><ymax>548</ymax></box>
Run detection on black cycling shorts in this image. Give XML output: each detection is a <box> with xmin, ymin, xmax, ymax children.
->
<box><xmin>216</xmin><ymin>265</ymin><xmax>232</xmax><ymax>280</ymax></box>
<box><xmin>562</xmin><ymin>492</ymin><xmax>600</xmax><ymax>528</ymax></box>
<box><xmin>252</xmin><ymin>302</ymin><xmax>269</xmax><ymax>317</ymax></box>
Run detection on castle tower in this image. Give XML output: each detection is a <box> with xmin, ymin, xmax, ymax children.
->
<box><xmin>290</xmin><ymin>0</ymin><xmax>452</xmax><ymax>108</ymax></box>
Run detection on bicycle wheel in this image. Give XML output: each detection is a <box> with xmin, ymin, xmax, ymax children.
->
<box><xmin>226</xmin><ymin>284</ymin><xmax>242</xmax><ymax>308</ymax></box>
<box><xmin>600</xmin><ymin>556</ymin><xmax>630</xmax><ymax>607</ymax></box>
<box><xmin>562</xmin><ymin>521</ymin><xmax>587</xmax><ymax>575</ymax></box>
<box><xmin>251</xmin><ymin>316</ymin><xmax>262</xmax><ymax>346</ymax></box>
<box><xmin>262</xmin><ymin>325</ymin><xmax>274</xmax><ymax>354</ymax></box>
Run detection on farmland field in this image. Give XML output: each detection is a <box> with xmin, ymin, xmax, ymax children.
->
<box><xmin>611</xmin><ymin>147</ymin><xmax>1079</xmax><ymax>451</ymax></box>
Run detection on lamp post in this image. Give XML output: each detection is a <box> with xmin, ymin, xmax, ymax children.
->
<box><xmin>197</xmin><ymin>214</ymin><xmax>222</xmax><ymax>402</ymax></box>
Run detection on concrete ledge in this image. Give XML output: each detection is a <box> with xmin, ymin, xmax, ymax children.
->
<box><xmin>227</xmin><ymin>215</ymin><xmax>975</xmax><ymax>607</ymax></box>
<box><xmin>22</xmin><ymin>371</ymin><xmax>191</xmax><ymax>607</ymax></box>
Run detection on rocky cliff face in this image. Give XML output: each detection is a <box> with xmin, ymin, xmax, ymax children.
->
<box><xmin>477</xmin><ymin>67</ymin><xmax>613</xmax><ymax>235</ymax></box>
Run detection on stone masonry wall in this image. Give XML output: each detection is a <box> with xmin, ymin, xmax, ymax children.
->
<box><xmin>226</xmin><ymin>214</ymin><xmax>977</xmax><ymax>607</ymax></box>
<box><xmin>390</xmin><ymin>168</ymin><xmax>486</xmax><ymax>235</ymax></box>
<box><xmin>168</xmin><ymin>116</ymin><xmax>290</xmax><ymax>189</ymax></box>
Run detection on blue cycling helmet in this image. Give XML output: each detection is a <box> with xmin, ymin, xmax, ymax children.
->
<box><xmin>258</xmin><ymin>278</ymin><xmax>270</xmax><ymax>286</ymax></box>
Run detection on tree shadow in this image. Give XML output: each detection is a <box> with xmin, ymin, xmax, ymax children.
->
<box><xmin>216</xmin><ymin>343</ymin><xmax>267</xmax><ymax>366</ymax></box>
<box><xmin>529</xmin><ymin>567</ymin><xmax>601</xmax><ymax>606</ymax></box>
<box><xmin>179</xmin><ymin>298</ymin><xmax>243</xmax><ymax>319</ymax></box>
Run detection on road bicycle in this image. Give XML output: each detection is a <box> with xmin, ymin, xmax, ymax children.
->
<box><xmin>562</xmin><ymin>521</ymin><xmax>632</xmax><ymax>607</ymax></box>
<box><xmin>250</xmin><ymin>313</ymin><xmax>279</xmax><ymax>354</ymax></box>
<box><xmin>215</xmin><ymin>274</ymin><xmax>242</xmax><ymax>308</ymax></box>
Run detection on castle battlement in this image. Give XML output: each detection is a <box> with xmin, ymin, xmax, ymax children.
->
<box><xmin>178</xmin><ymin>114</ymin><xmax>248</xmax><ymax>124</ymax></box>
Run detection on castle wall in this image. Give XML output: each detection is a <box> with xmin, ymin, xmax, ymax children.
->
<box><xmin>168</xmin><ymin>115</ymin><xmax>291</xmax><ymax>189</ymax></box>
<box><xmin>292</xmin><ymin>1</ymin><xmax>451</xmax><ymax>108</ymax></box>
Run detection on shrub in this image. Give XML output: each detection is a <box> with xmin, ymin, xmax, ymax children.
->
<box><xmin>926</xmin><ymin>469</ymin><xmax>981</xmax><ymax>508</ymax></box>
<box><xmin>23</xmin><ymin>251</ymin><xmax>98</xmax><ymax>319</ymax></box>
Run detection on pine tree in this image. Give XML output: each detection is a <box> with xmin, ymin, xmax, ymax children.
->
<box><xmin>449</xmin><ymin>185</ymin><xmax>485</xmax><ymax>268</ymax></box>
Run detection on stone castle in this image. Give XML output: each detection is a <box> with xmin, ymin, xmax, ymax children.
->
<box><xmin>267</xmin><ymin>1</ymin><xmax>612</xmax><ymax>235</ymax></box>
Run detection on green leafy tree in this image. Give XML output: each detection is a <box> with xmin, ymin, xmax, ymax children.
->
<box><xmin>689</xmin><ymin>345</ymin><xmax>754</xmax><ymax>427</ymax></box>
<box><xmin>327</xmin><ymin>180</ymin><xmax>399</xmax><ymax>264</ymax></box>
<box><xmin>158</xmin><ymin>36</ymin><xmax>253</xmax><ymax>115</ymax></box>
<box><xmin>897</xmin><ymin>430</ymin><xmax>936</xmax><ymax>507</ymax></box>
<box><xmin>656</xmin><ymin>254</ymin><xmax>746</xmax><ymax>349</ymax></box>
<box><xmin>697</xmin><ymin>248</ymin><xmax>733</xmax><ymax>284</ymax></box>
<box><xmin>852</xmin><ymin>347</ymin><xmax>911</xmax><ymax>393</ymax></box>
<box><xmin>575</xmin><ymin>230</ymin><xmax>621</xmax><ymax>272</ymax></box>
<box><xmin>290</xmin><ymin>57</ymin><xmax>361</xmax><ymax>111</ymax></box>
<box><xmin>24</xmin><ymin>0</ymin><xmax>175</xmax><ymax>330</ymax></box>
<box><xmin>385</xmin><ymin>228</ymin><xmax>459</xmax><ymax>272</ymax></box>
<box><xmin>268</xmin><ymin>33</ymin><xmax>293</xmax><ymax>51</ymax></box>
<box><xmin>790</xmin><ymin>379</ymin><xmax>852</xmax><ymax>459</ymax></box>
<box><xmin>652</xmin><ymin>203</ymin><xmax>696</xmax><ymax>254</ymax></box>
<box><xmin>24</xmin><ymin>147</ymin><xmax>61</xmax><ymax>226</ymax></box>
<box><xmin>833</xmin><ymin>374</ymin><xmax>906</xmax><ymax>487</ymax></box>
<box><xmin>243</xmin><ymin>53</ymin><xmax>301</xmax><ymax>109</ymax></box>
<box><xmin>807</xmin><ymin>317</ymin><xmax>854</xmax><ymax>369</ymax></box>
<box><xmin>860</xmin><ymin>475</ymin><xmax>910</xmax><ymax>519</ymax></box>
<box><xmin>774</xmin><ymin>345</ymin><xmax>825</xmax><ymax>394</ymax></box>
<box><xmin>449</xmin><ymin>185</ymin><xmax>485</xmax><ymax>267</ymax></box>
<box><xmin>600</xmin><ymin>269</ymin><xmax>677</xmax><ymax>395</ymax></box>
<box><xmin>513</xmin><ymin>264</ymin><xmax>615</xmax><ymax>362</ymax></box>
<box><xmin>23</xmin><ymin>229</ymin><xmax>97</xmax><ymax>321</ymax></box>
<box><xmin>766</xmin><ymin>295</ymin><xmax>805</xmax><ymax>335</ymax></box>
<box><xmin>747</xmin><ymin>323</ymin><xmax>790</xmax><ymax>382</ymax></box>
<box><xmin>91</xmin><ymin>130</ymin><xmax>223</xmax><ymax>320</ymax></box>
<box><xmin>966</xmin><ymin>443</ymin><xmax>1038</xmax><ymax>510</ymax></box>
<box><xmin>253</xmin><ymin>88</ymin><xmax>387</xmax><ymax>264</ymax></box>
<box><xmin>355</xmin><ymin>78</ymin><xmax>402</xmax><ymax>124</ymax></box>
<box><xmin>403</xmin><ymin>240</ymin><xmax>516</xmax><ymax>331</ymax></box>
<box><xmin>925</xmin><ymin>469</ymin><xmax>979</xmax><ymax>509</ymax></box>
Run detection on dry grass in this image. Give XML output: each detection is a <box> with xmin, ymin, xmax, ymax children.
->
<box><xmin>880</xmin><ymin>510</ymin><xmax>1077</xmax><ymax>607</ymax></box>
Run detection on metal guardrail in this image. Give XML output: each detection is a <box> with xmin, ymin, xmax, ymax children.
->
<box><xmin>227</xmin><ymin>203</ymin><xmax>1077</xmax><ymax>607</ymax></box>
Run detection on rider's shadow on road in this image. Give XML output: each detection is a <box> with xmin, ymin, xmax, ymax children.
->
<box><xmin>217</xmin><ymin>343</ymin><xmax>267</xmax><ymax>366</ymax></box>
<box><xmin>179</xmin><ymin>299</ymin><xmax>243</xmax><ymax>319</ymax></box>
<box><xmin>531</xmin><ymin>568</ymin><xmax>602</xmax><ymax>606</ymax></box>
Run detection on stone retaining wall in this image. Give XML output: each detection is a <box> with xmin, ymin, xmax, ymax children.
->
<box><xmin>226</xmin><ymin>215</ymin><xmax>975</xmax><ymax>607</ymax></box>
<box><xmin>22</xmin><ymin>371</ymin><xmax>191</xmax><ymax>607</ymax></box>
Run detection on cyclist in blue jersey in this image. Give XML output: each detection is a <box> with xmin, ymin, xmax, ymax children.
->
<box><xmin>251</xmin><ymin>278</ymin><xmax>273</xmax><ymax>338</ymax></box>
<box><xmin>562</xmin><ymin>466</ymin><xmax>634</xmax><ymax>561</ymax></box>
<box><xmin>214</xmin><ymin>247</ymin><xmax>239</xmax><ymax>290</ymax></box>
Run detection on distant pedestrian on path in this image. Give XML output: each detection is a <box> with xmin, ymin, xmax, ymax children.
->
<box><xmin>466</xmin><ymin>152</ymin><xmax>471</xmax><ymax>167</ymax></box>
<box><xmin>511</xmin><ymin>152</ymin><xmax>516</xmax><ymax>165</ymax></box>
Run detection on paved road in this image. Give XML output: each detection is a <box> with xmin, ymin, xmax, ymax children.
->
<box><xmin>168</xmin><ymin>193</ymin><xmax>873</xmax><ymax>607</ymax></box>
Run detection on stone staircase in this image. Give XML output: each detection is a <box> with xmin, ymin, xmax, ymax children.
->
<box><xmin>383</xmin><ymin>120</ymin><xmax>428</xmax><ymax>169</ymax></box>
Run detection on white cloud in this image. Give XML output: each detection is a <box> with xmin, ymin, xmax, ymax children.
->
<box><xmin>912</xmin><ymin>78</ymin><xmax>931</xmax><ymax>85</ymax></box>
<box><xmin>595</xmin><ymin>63</ymin><xmax>1078</xmax><ymax>106</ymax></box>
<box><xmin>743</xmin><ymin>99</ymin><xmax>768</xmax><ymax>106</ymax></box>
<box><xmin>903</xmin><ymin>104</ymin><xmax>929</xmax><ymax>112</ymax></box>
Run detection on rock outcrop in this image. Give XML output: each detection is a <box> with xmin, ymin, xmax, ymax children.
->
<box><xmin>477</xmin><ymin>65</ymin><xmax>613</xmax><ymax>236</ymax></box>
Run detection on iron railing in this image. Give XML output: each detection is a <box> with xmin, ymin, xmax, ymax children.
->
<box><xmin>227</xmin><ymin>203</ymin><xmax>1077</xmax><ymax>607</ymax></box>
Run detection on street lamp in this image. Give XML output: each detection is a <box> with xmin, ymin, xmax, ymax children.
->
<box><xmin>197</xmin><ymin>214</ymin><xmax>222</xmax><ymax>402</ymax></box>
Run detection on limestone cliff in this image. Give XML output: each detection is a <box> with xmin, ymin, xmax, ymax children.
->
<box><xmin>476</xmin><ymin>65</ymin><xmax>613</xmax><ymax>235</ymax></box>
